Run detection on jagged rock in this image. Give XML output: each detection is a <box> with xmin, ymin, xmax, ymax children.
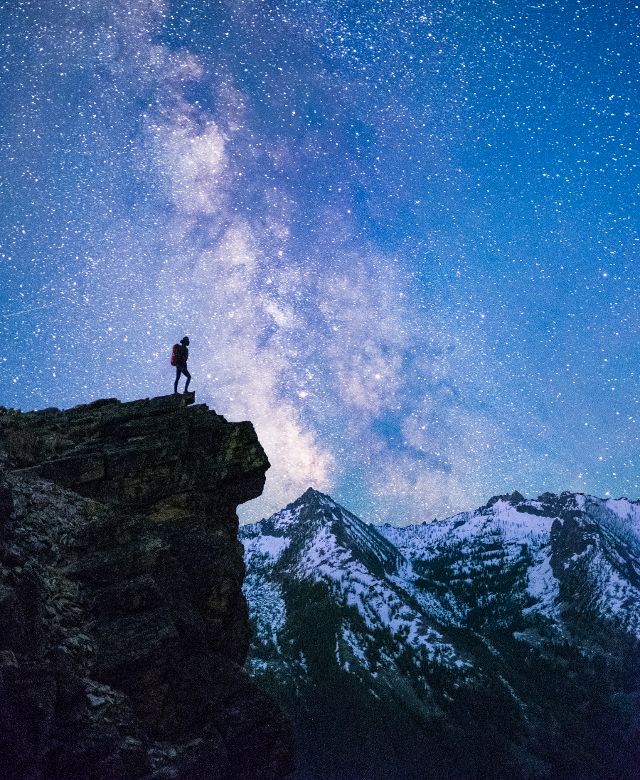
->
<box><xmin>485</xmin><ymin>490</ymin><xmax>525</xmax><ymax>508</ymax></box>
<box><xmin>0</xmin><ymin>394</ymin><xmax>293</xmax><ymax>780</ymax></box>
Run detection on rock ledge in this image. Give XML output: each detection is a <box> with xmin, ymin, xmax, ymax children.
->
<box><xmin>0</xmin><ymin>394</ymin><xmax>292</xmax><ymax>780</ymax></box>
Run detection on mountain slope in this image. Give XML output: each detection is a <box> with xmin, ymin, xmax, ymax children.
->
<box><xmin>241</xmin><ymin>488</ymin><xmax>640</xmax><ymax>780</ymax></box>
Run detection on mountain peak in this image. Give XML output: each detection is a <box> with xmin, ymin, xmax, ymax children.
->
<box><xmin>294</xmin><ymin>487</ymin><xmax>333</xmax><ymax>504</ymax></box>
<box><xmin>243</xmin><ymin>486</ymin><xmax>404</xmax><ymax>579</ymax></box>
<box><xmin>263</xmin><ymin>486</ymin><xmax>341</xmax><ymax>526</ymax></box>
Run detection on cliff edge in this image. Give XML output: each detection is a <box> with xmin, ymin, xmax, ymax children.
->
<box><xmin>0</xmin><ymin>393</ymin><xmax>293</xmax><ymax>779</ymax></box>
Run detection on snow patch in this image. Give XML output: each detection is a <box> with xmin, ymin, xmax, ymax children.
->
<box><xmin>243</xmin><ymin>576</ymin><xmax>287</xmax><ymax>647</ymax></box>
<box><xmin>524</xmin><ymin>550</ymin><xmax>559</xmax><ymax>618</ymax></box>
<box><xmin>243</xmin><ymin>534</ymin><xmax>290</xmax><ymax>566</ymax></box>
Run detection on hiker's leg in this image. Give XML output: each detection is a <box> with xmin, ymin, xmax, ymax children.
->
<box><xmin>174</xmin><ymin>366</ymin><xmax>181</xmax><ymax>393</ymax></box>
<box><xmin>183</xmin><ymin>368</ymin><xmax>191</xmax><ymax>392</ymax></box>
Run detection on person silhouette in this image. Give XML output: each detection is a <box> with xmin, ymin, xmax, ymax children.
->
<box><xmin>172</xmin><ymin>336</ymin><xmax>191</xmax><ymax>394</ymax></box>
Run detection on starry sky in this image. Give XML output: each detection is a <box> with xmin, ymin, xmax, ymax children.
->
<box><xmin>1</xmin><ymin>0</ymin><xmax>639</xmax><ymax>524</ymax></box>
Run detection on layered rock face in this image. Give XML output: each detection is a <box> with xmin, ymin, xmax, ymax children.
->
<box><xmin>0</xmin><ymin>394</ymin><xmax>292</xmax><ymax>780</ymax></box>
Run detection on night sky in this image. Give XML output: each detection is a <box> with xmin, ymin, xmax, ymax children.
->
<box><xmin>1</xmin><ymin>0</ymin><xmax>639</xmax><ymax>524</ymax></box>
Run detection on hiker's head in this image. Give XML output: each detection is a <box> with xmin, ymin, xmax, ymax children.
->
<box><xmin>181</xmin><ymin>336</ymin><xmax>190</xmax><ymax>346</ymax></box>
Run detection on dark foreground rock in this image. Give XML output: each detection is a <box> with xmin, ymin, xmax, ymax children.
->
<box><xmin>0</xmin><ymin>393</ymin><xmax>293</xmax><ymax>780</ymax></box>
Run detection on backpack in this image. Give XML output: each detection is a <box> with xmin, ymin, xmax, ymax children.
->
<box><xmin>170</xmin><ymin>344</ymin><xmax>180</xmax><ymax>366</ymax></box>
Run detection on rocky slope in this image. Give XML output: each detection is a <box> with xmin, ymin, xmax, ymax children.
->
<box><xmin>0</xmin><ymin>393</ymin><xmax>293</xmax><ymax>780</ymax></box>
<box><xmin>241</xmin><ymin>488</ymin><xmax>640</xmax><ymax>780</ymax></box>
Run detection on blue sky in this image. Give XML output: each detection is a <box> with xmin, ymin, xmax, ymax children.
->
<box><xmin>1</xmin><ymin>0</ymin><xmax>639</xmax><ymax>523</ymax></box>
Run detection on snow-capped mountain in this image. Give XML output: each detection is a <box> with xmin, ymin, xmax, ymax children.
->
<box><xmin>240</xmin><ymin>488</ymin><xmax>640</xmax><ymax>780</ymax></box>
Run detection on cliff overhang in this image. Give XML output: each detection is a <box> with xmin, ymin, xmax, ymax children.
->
<box><xmin>0</xmin><ymin>393</ymin><xmax>292</xmax><ymax>779</ymax></box>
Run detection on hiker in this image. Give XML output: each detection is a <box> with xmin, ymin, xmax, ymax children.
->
<box><xmin>171</xmin><ymin>336</ymin><xmax>191</xmax><ymax>394</ymax></box>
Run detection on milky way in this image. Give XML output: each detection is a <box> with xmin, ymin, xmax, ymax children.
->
<box><xmin>1</xmin><ymin>0</ymin><xmax>639</xmax><ymax>523</ymax></box>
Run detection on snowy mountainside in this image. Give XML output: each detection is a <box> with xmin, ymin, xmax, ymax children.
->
<box><xmin>241</xmin><ymin>488</ymin><xmax>640</xmax><ymax>780</ymax></box>
<box><xmin>379</xmin><ymin>490</ymin><xmax>640</xmax><ymax>638</ymax></box>
<box><xmin>242</xmin><ymin>488</ymin><xmax>468</xmax><ymax>686</ymax></box>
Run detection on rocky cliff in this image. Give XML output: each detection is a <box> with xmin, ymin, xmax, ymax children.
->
<box><xmin>0</xmin><ymin>393</ymin><xmax>293</xmax><ymax>780</ymax></box>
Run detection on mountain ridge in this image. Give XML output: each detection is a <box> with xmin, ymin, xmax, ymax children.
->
<box><xmin>241</xmin><ymin>486</ymin><xmax>640</xmax><ymax>780</ymax></box>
